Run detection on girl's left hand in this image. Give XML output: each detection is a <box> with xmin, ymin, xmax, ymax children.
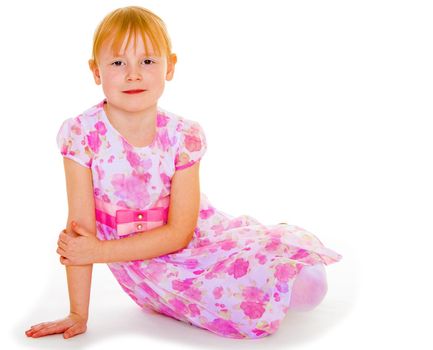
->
<box><xmin>56</xmin><ymin>221</ymin><xmax>103</xmax><ymax>265</ymax></box>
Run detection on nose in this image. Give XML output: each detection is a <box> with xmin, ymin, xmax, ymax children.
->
<box><xmin>126</xmin><ymin>64</ymin><xmax>142</xmax><ymax>82</ymax></box>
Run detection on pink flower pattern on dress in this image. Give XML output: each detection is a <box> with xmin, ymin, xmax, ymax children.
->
<box><xmin>111</xmin><ymin>172</ymin><xmax>151</xmax><ymax>208</ymax></box>
<box><xmin>94</xmin><ymin>121</ymin><xmax>107</xmax><ymax>135</ymax></box>
<box><xmin>275</xmin><ymin>263</ymin><xmax>298</xmax><ymax>282</ymax></box>
<box><xmin>213</xmin><ymin>286</ymin><xmax>223</xmax><ymax>299</ymax></box>
<box><xmin>86</xmin><ymin>130</ymin><xmax>101</xmax><ymax>153</ymax></box>
<box><xmin>56</xmin><ymin>99</ymin><xmax>342</xmax><ymax>339</ymax></box>
<box><xmin>227</xmin><ymin>258</ymin><xmax>249</xmax><ymax>279</ymax></box>
<box><xmin>184</xmin><ymin>133</ymin><xmax>202</xmax><ymax>152</ymax></box>
<box><xmin>240</xmin><ymin>301</ymin><xmax>266</xmax><ymax>319</ymax></box>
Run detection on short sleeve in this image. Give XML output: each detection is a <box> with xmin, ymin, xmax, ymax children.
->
<box><xmin>175</xmin><ymin>120</ymin><xmax>207</xmax><ymax>170</ymax></box>
<box><xmin>56</xmin><ymin>117</ymin><xmax>93</xmax><ymax>168</ymax></box>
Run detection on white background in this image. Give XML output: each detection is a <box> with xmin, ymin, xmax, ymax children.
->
<box><xmin>1</xmin><ymin>0</ymin><xmax>432</xmax><ymax>348</ymax></box>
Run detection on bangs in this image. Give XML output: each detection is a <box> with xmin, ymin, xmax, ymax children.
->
<box><xmin>109</xmin><ymin>22</ymin><xmax>164</xmax><ymax>57</ymax></box>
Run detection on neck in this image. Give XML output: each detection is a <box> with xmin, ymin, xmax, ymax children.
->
<box><xmin>103</xmin><ymin>100</ymin><xmax>157</xmax><ymax>133</ymax></box>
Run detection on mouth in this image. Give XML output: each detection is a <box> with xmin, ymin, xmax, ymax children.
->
<box><xmin>122</xmin><ymin>89</ymin><xmax>146</xmax><ymax>94</ymax></box>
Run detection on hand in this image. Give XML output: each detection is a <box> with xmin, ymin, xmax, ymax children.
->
<box><xmin>57</xmin><ymin>221</ymin><xmax>102</xmax><ymax>265</ymax></box>
<box><xmin>25</xmin><ymin>313</ymin><xmax>87</xmax><ymax>339</ymax></box>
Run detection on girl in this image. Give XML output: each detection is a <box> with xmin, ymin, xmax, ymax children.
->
<box><xmin>25</xmin><ymin>6</ymin><xmax>342</xmax><ymax>340</ymax></box>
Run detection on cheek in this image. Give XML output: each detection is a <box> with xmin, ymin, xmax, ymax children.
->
<box><xmin>151</xmin><ymin>71</ymin><xmax>167</xmax><ymax>86</ymax></box>
<box><xmin>101</xmin><ymin>75</ymin><xmax>122</xmax><ymax>93</ymax></box>
<box><xmin>101</xmin><ymin>69</ymin><xmax>121</xmax><ymax>83</ymax></box>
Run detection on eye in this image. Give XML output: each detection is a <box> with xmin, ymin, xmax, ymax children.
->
<box><xmin>111</xmin><ymin>60</ymin><xmax>124</xmax><ymax>66</ymax></box>
<box><xmin>142</xmin><ymin>58</ymin><xmax>155</xmax><ymax>65</ymax></box>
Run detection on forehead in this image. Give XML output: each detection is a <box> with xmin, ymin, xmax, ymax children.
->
<box><xmin>102</xmin><ymin>32</ymin><xmax>159</xmax><ymax>57</ymax></box>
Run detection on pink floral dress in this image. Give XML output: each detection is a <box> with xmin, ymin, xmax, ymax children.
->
<box><xmin>56</xmin><ymin>99</ymin><xmax>342</xmax><ymax>339</ymax></box>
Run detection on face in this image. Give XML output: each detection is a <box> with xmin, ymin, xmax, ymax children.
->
<box><xmin>89</xmin><ymin>33</ymin><xmax>177</xmax><ymax>115</ymax></box>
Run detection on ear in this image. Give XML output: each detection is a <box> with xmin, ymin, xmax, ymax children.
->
<box><xmin>165</xmin><ymin>53</ymin><xmax>177</xmax><ymax>81</ymax></box>
<box><xmin>88</xmin><ymin>59</ymin><xmax>102</xmax><ymax>85</ymax></box>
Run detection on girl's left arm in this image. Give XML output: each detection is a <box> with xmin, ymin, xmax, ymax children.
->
<box><xmin>100</xmin><ymin>223</ymin><xmax>188</xmax><ymax>262</ymax></box>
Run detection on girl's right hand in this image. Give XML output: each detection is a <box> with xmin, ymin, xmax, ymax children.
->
<box><xmin>25</xmin><ymin>313</ymin><xmax>87</xmax><ymax>339</ymax></box>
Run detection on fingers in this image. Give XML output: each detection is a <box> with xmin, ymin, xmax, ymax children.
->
<box><xmin>57</xmin><ymin>238</ymin><xmax>70</xmax><ymax>265</ymax></box>
<box><xmin>63</xmin><ymin>322</ymin><xmax>87</xmax><ymax>339</ymax></box>
<box><xmin>25</xmin><ymin>321</ymin><xmax>50</xmax><ymax>333</ymax></box>
<box><xmin>31</xmin><ymin>324</ymin><xmax>66</xmax><ymax>338</ymax></box>
<box><xmin>26</xmin><ymin>314</ymin><xmax>87</xmax><ymax>339</ymax></box>
<box><xmin>59</xmin><ymin>256</ymin><xmax>71</xmax><ymax>265</ymax></box>
<box><xmin>57</xmin><ymin>233</ymin><xmax>69</xmax><ymax>258</ymax></box>
<box><xmin>59</xmin><ymin>232</ymin><xmax>70</xmax><ymax>242</ymax></box>
<box><xmin>57</xmin><ymin>238</ymin><xmax>67</xmax><ymax>250</ymax></box>
<box><xmin>25</xmin><ymin>320</ymin><xmax>70</xmax><ymax>338</ymax></box>
<box><xmin>59</xmin><ymin>229</ymin><xmax>71</xmax><ymax>239</ymax></box>
<box><xmin>56</xmin><ymin>246</ymin><xmax>66</xmax><ymax>256</ymax></box>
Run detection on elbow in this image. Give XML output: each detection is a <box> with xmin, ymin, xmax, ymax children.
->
<box><xmin>174</xmin><ymin>226</ymin><xmax>195</xmax><ymax>250</ymax></box>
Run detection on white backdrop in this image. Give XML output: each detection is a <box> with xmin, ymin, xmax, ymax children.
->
<box><xmin>1</xmin><ymin>0</ymin><xmax>432</xmax><ymax>348</ymax></box>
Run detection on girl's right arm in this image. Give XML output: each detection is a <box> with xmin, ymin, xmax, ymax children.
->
<box><xmin>25</xmin><ymin>158</ymin><xmax>96</xmax><ymax>339</ymax></box>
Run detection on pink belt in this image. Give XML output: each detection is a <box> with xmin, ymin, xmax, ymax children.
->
<box><xmin>94</xmin><ymin>196</ymin><xmax>170</xmax><ymax>236</ymax></box>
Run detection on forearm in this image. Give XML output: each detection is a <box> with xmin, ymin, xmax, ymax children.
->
<box><xmin>65</xmin><ymin>265</ymin><xmax>93</xmax><ymax>320</ymax></box>
<box><xmin>64</xmin><ymin>222</ymin><xmax>93</xmax><ymax>320</ymax></box>
<box><xmin>98</xmin><ymin>224</ymin><xmax>188</xmax><ymax>263</ymax></box>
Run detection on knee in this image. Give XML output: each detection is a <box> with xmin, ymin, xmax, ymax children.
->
<box><xmin>289</xmin><ymin>263</ymin><xmax>328</xmax><ymax>312</ymax></box>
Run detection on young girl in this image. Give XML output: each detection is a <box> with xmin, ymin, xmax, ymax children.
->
<box><xmin>25</xmin><ymin>6</ymin><xmax>342</xmax><ymax>340</ymax></box>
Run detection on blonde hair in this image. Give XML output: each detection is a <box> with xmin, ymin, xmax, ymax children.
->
<box><xmin>91</xmin><ymin>6</ymin><xmax>173</xmax><ymax>65</ymax></box>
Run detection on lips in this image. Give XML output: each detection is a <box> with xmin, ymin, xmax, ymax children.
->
<box><xmin>123</xmin><ymin>89</ymin><xmax>146</xmax><ymax>94</ymax></box>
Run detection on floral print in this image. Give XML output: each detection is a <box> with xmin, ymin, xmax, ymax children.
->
<box><xmin>56</xmin><ymin>99</ymin><xmax>342</xmax><ymax>339</ymax></box>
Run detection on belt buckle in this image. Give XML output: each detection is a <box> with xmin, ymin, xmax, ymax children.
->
<box><xmin>115</xmin><ymin>207</ymin><xmax>168</xmax><ymax>237</ymax></box>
